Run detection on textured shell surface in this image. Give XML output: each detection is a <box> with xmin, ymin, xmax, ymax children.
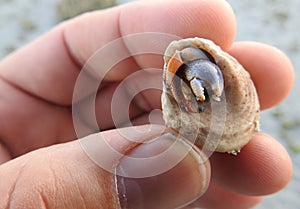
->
<box><xmin>161</xmin><ymin>37</ymin><xmax>260</xmax><ymax>153</ymax></box>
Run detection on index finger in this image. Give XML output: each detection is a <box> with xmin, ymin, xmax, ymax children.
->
<box><xmin>0</xmin><ymin>0</ymin><xmax>236</xmax><ymax>105</ymax></box>
<box><xmin>228</xmin><ymin>42</ymin><xmax>294</xmax><ymax>110</ymax></box>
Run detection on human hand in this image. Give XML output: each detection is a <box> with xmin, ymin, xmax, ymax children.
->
<box><xmin>0</xmin><ymin>0</ymin><xmax>294</xmax><ymax>209</ymax></box>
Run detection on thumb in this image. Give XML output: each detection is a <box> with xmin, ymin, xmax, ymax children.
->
<box><xmin>0</xmin><ymin>125</ymin><xmax>210</xmax><ymax>209</ymax></box>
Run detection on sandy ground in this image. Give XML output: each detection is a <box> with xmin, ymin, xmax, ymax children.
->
<box><xmin>0</xmin><ymin>0</ymin><xmax>299</xmax><ymax>208</ymax></box>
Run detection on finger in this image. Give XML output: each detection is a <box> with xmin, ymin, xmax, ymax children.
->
<box><xmin>117</xmin><ymin>0</ymin><xmax>235</xmax><ymax>69</ymax></box>
<box><xmin>228</xmin><ymin>42</ymin><xmax>294</xmax><ymax>110</ymax></box>
<box><xmin>0</xmin><ymin>78</ymin><xmax>78</xmax><ymax>157</ymax></box>
<box><xmin>0</xmin><ymin>135</ymin><xmax>121</xmax><ymax>209</ymax></box>
<box><xmin>0</xmin><ymin>0</ymin><xmax>236</xmax><ymax>105</ymax></box>
<box><xmin>189</xmin><ymin>180</ymin><xmax>262</xmax><ymax>209</ymax></box>
<box><xmin>0</xmin><ymin>125</ymin><xmax>210</xmax><ymax>209</ymax></box>
<box><xmin>210</xmin><ymin>132</ymin><xmax>293</xmax><ymax>196</ymax></box>
<box><xmin>93</xmin><ymin>69</ymin><xmax>163</xmax><ymax>130</ymax></box>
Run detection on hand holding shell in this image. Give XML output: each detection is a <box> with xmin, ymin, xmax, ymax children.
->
<box><xmin>161</xmin><ymin>37</ymin><xmax>260</xmax><ymax>153</ymax></box>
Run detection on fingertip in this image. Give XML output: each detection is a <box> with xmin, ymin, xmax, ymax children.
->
<box><xmin>191</xmin><ymin>181</ymin><xmax>263</xmax><ymax>209</ymax></box>
<box><xmin>229</xmin><ymin>42</ymin><xmax>295</xmax><ymax>110</ymax></box>
<box><xmin>120</xmin><ymin>0</ymin><xmax>236</xmax><ymax>49</ymax></box>
<box><xmin>248</xmin><ymin>132</ymin><xmax>293</xmax><ymax>192</ymax></box>
<box><xmin>116</xmin><ymin>133</ymin><xmax>211</xmax><ymax>209</ymax></box>
<box><xmin>211</xmin><ymin>132</ymin><xmax>293</xmax><ymax>195</ymax></box>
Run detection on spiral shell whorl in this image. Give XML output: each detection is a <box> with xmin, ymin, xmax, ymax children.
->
<box><xmin>162</xmin><ymin>37</ymin><xmax>260</xmax><ymax>153</ymax></box>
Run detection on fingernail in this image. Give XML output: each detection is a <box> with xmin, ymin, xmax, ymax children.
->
<box><xmin>115</xmin><ymin>133</ymin><xmax>210</xmax><ymax>209</ymax></box>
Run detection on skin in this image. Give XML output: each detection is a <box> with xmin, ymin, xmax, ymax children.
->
<box><xmin>0</xmin><ymin>0</ymin><xmax>294</xmax><ymax>208</ymax></box>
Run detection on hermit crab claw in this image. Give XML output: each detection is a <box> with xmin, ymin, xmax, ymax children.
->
<box><xmin>161</xmin><ymin>37</ymin><xmax>260</xmax><ymax>153</ymax></box>
<box><xmin>183</xmin><ymin>58</ymin><xmax>224</xmax><ymax>103</ymax></box>
<box><xmin>164</xmin><ymin>46</ymin><xmax>224</xmax><ymax>113</ymax></box>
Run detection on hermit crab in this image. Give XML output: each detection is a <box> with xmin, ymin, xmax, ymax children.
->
<box><xmin>161</xmin><ymin>37</ymin><xmax>260</xmax><ymax>154</ymax></box>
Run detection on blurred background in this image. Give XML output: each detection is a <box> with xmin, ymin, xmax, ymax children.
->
<box><xmin>0</xmin><ymin>0</ymin><xmax>299</xmax><ymax>208</ymax></box>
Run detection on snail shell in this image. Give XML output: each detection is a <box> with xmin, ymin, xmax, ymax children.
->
<box><xmin>161</xmin><ymin>37</ymin><xmax>260</xmax><ymax>153</ymax></box>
